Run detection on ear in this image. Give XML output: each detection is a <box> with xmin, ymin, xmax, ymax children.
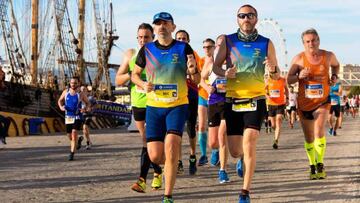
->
<box><xmin>171</xmin><ymin>24</ymin><xmax>176</xmax><ymax>32</ymax></box>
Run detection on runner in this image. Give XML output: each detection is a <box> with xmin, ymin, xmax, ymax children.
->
<box><xmin>287</xmin><ymin>28</ymin><xmax>340</xmax><ymax>180</ymax></box>
<box><xmin>115</xmin><ymin>23</ymin><xmax>163</xmax><ymax>193</ymax></box>
<box><xmin>212</xmin><ymin>4</ymin><xmax>279</xmax><ymax>202</ymax></box>
<box><xmin>79</xmin><ymin>85</ymin><xmax>95</xmax><ymax>150</ymax></box>
<box><xmin>131</xmin><ymin>12</ymin><xmax>199</xmax><ymax>202</ymax></box>
<box><xmin>339</xmin><ymin>94</ymin><xmax>347</xmax><ymax>128</ymax></box>
<box><xmin>57</xmin><ymin>77</ymin><xmax>90</xmax><ymax>161</ymax></box>
<box><xmin>287</xmin><ymin>86</ymin><xmax>298</xmax><ymax>128</ymax></box>
<box><xmin>174</xmin><ymin>30</ymin><xmax>201</xmax><ymax>174</ymax></box>
<box><xmin>265</xmin><ymin>74</ymin><xmax>288</xmax><ymax>149</ymax></box>
<box><xmin>201</xmin><ymin>36</ymin><xmax>230</xmax><ymax>183</ymax></box>
<box><xmin>328</xmin><ymin>74</ymin><xmax>342</xmax><ymax>136</ymax></box>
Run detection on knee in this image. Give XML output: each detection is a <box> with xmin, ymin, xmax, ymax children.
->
<box><xmin>208</xmin><ymin>139</ymin><xmax>219</xmax><ymax>149</ymax></box>
<box><xmin>149</xmin><ymin>151</ymin><xmax>164</xmax><ymax>164</ymax></box>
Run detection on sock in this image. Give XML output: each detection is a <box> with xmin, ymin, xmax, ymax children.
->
<box><xmin>304</xmin><ymin>141</ymin><xmax>316</xmax><ymax>165</ymax></box>
<box><xmin>140</xmin><ymin>147</ymin><xmax>151</xmax><ymax>180</ymax></box>
<box><xmin>198</xmin><ymin>131</ymin><xmax>208</xmax><ymax>157</ymax></box>
<box><xmin>152</xmin><ymin>163</ymin><xmax>162</xmax><ymax>175</ymax></box>
<box><xmin>314</xmin><ymin>136</ymin><xmax>326</xmax><ymax>164</ymax></box>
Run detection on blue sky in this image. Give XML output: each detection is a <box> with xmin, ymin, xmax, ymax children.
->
<box><xmin>110</xmin><ymin>0</ymin><xmax>360</xmax><ymax>69</ymax></box>
<box><xmin>2</xmin><ymin>0</ymin><xmax>360</xmax><ymax>71</ymax></box>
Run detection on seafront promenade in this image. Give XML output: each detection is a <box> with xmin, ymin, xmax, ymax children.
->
<box><xmin>1</xmin><ymin>116</ymin><xmax>359</xmax><ymax>202</ymax></box>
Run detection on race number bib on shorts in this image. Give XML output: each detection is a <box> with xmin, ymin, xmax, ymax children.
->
<box><xmin>154</xmin><ymin>84</ymin><xmax>178</xmax><ymax>102</ymax></box>
<box><xmin>65</xmin><ymin>116</ymin><xmax>75</xmax><ymax>124</ymax></box>
<box><xmin>215</xmin><ymin>78</ymin><xmax>227</xmax><ymax>93</ymax></box>
<box><xmin>232</xmin><ymin>100</ymin><xmax>257</xmax><ymax>112</ymax></box>
<box><xmin>269</xmin><ymin>90</ymin><xmax>280</xmax><ymax>98</ymax></box>
<box><xmin>305</xmin><ymin>84</ymin><xmax>324</xmax><ymax>98</ymax></box>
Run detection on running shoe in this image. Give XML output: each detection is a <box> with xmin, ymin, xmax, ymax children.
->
<box><xmin>189</xmin><ymin>156</ymin><xmax>197</xmax><ymax>175</ymax></box>
<box><xmin>316</xmin><ymin>163</ymin><xmax>327</xmax><ymax>179</ymax></box>
<box><xmin>333</xmin><ymin>130</ymin><xmax>337</xmax><ymax>136</ymax></box>
<box><xmin>327</xmin><ymin>128</ymin><xmax>333</xmax><ymax>136</ymax></box>
<box><xmin>151</xmin><ymin>173</ymin><xmax>162</xmax><ymax>190</ymax></box>
<box><xmin>162</xmin><ymin>196</ymin><xmax>174</xmax><ymax>203</ymax></box>
<box><xmin>236</xmin><ymin>159</ymin><xmax>244</xmax><ymax>178</ymax></box>
<box><xmin>219</xmin><ymin>169</ymin><xmax>230</xmax><ymax>184</ymax></box>
<box><xmin>68</xmin><ymin>152</ymin><xmax>74</xmax><ymax>161</ymax></box>
<box><xmin>198</xmin><ymin>155</ymin><xmax>208</xmax><ymax>166</ymax></box>
<box><xmin>309</xmin><ymin>165</ymin><xmax>317</xmax><ymax>180</ymax></box>
<box><xmin>272</xmin><ymin>139</ymin><xmax>278</xmax><ymax>149</ymax></box>
<box><xmin>239</xmin><ymin>193</ymin><xmax>250</xmax><ymax>203</ymax></box>
<box><xmin>177</xmin><ymin>160</ymin><xmax>184</xmax><ymax>174</ymax></box>
<box><xmin>131</xmin><ymin>177</ymin><xmax>146</xmax><ymax>193</ymax></box>
<box><xmin>265</xmin><ymin>127</ymin><xmax>269</xmax><ymax>134</ymax></box>
<box><xmin>86</xmin><ymin>141</ymin><xmax>92</xmax><ymax>150</ymax></box>
<box><xmin>210</xmin><ymin>150</ymin><xmax>220</xmax><ymax>166</ymax></box>
<box><xmin>0</xmin><ymin>137</ymin><xmax>6</xmax><ymax>145</ymax></box>
<box><xmin>77</xmin><ymin>136</ymin><xmax>83</xmax><ymax>150</ymax></box>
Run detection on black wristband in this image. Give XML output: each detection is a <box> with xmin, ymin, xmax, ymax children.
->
<box><xmin>270</xmin><ymin>66</ymin><xmax>278</xmax><ymax>74</ymax></box>
<box><xmin>188</xmin><ymin>68</ymin><xmax>199</xmax><ymax>75</ymax></box>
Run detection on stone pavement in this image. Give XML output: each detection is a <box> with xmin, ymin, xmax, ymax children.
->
<box><xmin>0</xmin><ymin>116</ymin><xmax>359</xmax><ymax>202</ymax></box>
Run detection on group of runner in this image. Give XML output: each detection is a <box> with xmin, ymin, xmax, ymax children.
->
<box><xmin>56</xmin><ymin>4</ymin><xmax>357</xmax><ymax>203</ymax></box>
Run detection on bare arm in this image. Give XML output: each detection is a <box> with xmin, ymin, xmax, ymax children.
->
<box><xmin>264</xmin><ymin>40</ymin><xmax>280</xmax><ymax>76</ymax></box>
<box><xmin>200</xmin><ymin>58</ymin><xmax>215</xmax><ymax>94</ymax></box>
<box><xmin>286</xmin><ymin>54</ymin><xmax>302</xmax><ymax>85</ymax></box>
<box><xmin>80</xmin><ymin>93</ymin><xmax>91</xmax><ymax>112</ymax></box>
<box><xmin>115</xmin><ymin>49</ymin><xmax>135</xmax><ymax>86</ymax></box>
<box><xmin>329</xmin><ymin>51</ymin><xmax>340</xmax><ymax>76</ymax></box>
<box><xmin>213</xmin><ymin>35</ymin><xmax>227</xmax><ymax>77</ymax></box>
<box><xmin>187</xmin><ymin>54</ymin><xmax>200</xmax><ymax>84</ymax></box>
<box><xmin>57</xmin><ymin>90</ymin><xmax>67</xmax><ymax>111</ymax></box>
<box><xmin>131</xmin><ymin>65</ymin><xmax>153</xmax><ymax>92</ymax></box>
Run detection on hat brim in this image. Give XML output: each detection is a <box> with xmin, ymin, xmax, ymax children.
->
<box><xmin>153</xmin><ymin>18</ymin><xmax>173</xmax><ymax>24</ymax></box>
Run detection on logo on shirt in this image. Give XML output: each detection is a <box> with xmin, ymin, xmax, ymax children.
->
<box><xmin>253</xmin><ymin>48</ymin><xmax>261</xmax><ymax>58</ymax></box>
<box><xmin>171</xmin><ymin>54</ymin><xmax>179</xmax><ymax>64</ymax></box>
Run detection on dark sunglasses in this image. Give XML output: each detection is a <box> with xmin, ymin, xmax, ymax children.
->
<box><xmin>237</xmin><ymin>13</ymin><xmax>256</xmax><ymax>19</ymax></box>
<box><xmin>203</xmin><ymin>45</ymin><xmax>214</xmax><ymax>49</ymax></box>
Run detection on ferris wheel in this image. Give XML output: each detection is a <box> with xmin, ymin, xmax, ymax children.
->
<box><xmin>256</xmin><ymin>18</ymin><xmax>289</xmax><ymax>71</ymax></box>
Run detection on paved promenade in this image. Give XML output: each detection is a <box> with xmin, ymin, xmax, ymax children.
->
<box><xmin>0</xmin><ymin>116</ymin><xmax>359</xmax><ymax>202</ymax></box>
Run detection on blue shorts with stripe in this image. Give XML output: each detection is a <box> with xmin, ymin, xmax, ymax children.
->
<box><xmin>146</xmin><ymin>104</ymin><xmax>188</xmax><ymax>142</ymax></box>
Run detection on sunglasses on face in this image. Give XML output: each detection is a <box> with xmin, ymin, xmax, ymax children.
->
<box><xmin>203</xmin><ymin>45</ymin><xmax>214</xmax><ymax>49</ymax></box>
<box><xmin>237</xmin><ymin>13</ymin><xmax>256</xmax><ymax>20</ymax></box>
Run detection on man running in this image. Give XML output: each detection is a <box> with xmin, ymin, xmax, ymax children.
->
<box><xmin>265</xmin><ymin>74</ymin><xmax>288</xmax><ymax>149</ymax></box>
<box><xmin>287</xmin><ymin>86</ymin><xmax>298</xmax><ymax>128</ymax></box>
<box><xmin>131</xmin><ymin>12</ymin><xmax>199</xmax><ymax>203</ymax></box>
<box><xmin>213</xmin><ymin>4</ymin><xmax>279</xmax><ymax>202</ymax></box>
<box><xmin>175</xmin><ymin>30</ymin><xmax>200</xmax><ymax>174</ymax></box>
<box><xmin>201</xmin><ymin>36</ymin><xmax>230</xmax><ymax>183</ymax></box>
<box><xmin>287</xmin><ymin>28</ymin><xmax>340</xmax><ymax>180</ymax></box>
<box><xmin>58</xmin><ymin>77</ymin><xmax>90</xmax><ymax>161</ymax></box>
<box><xmin>115</xmin><ymin>23</ymin><xmax>163</xmax><ymax>192</ymax></box>
<box><xmin>328</xmin><ymin>74</ymin><xmax>342</xmax><ymax>136</ymax></box>
<box><xmin>79</xmin><ymin>85</ymin><xmax>95</xmax><ymax>150</ymax></box>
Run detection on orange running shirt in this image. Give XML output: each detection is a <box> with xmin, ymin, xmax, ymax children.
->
<box><xmin>298</xmin><ymin>52</ymin><xmax>330</xmax><ymax>111</ymax></box>
<box><xmin>197</xmin><ymin>56</ymin><xmax>209</xmax><ymax>100</ymax></box>
<box><xmin>266</xmin><ymin>76</ymin><xmax>286</xmax><ymax>106</ymax></box>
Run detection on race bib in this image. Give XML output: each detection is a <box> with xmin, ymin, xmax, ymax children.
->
<box><xmin>215</xmin><ymin>78</ymin><xmax>227</xmax><ymax>93</ymax></box>
<box><xmin>154</xmin><ymin>84</ymin><xmax>178</xmax><ymax>102</ymax></box>
<box><xmin>232</xmin><ymin>100</ymin><xmax>257</xmax><ymax>112</ymax></box>
<box><xmin>331</xmin><ymin>98</ymin><xmax>339</xmax><ymax>105</ymax></box>
<box><xmin>269</xmin><ymin>90</ymin><xmax>280</xmax><ymax>98</ymax></box>
<box><xmin>305</xmin><ymin>84</ymin><xmax>324</xmax><ymax>98</ymax></box>
<box><xmin>65</xmin><ymin>116</ymin><xmax>75</xmax><ymax>124</ymax></box>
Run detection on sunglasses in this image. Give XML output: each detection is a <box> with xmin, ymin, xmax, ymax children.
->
<box><xmin>237</xmin><ymin>13</ymin><xmax>256</xmax><ymax>20</ymax></box>
<box><xmin>203</xmin><ymin>45</ymin><xmax>215</xmax><ymax>49</ymax></box>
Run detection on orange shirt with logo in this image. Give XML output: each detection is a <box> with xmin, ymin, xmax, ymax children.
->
<box><xmin>298</xmin><ymin>52</ymin><xmax>330</xmax><ymax>111</ymax></box>
<box><xmin>266</xmin><ymin>76</ymin><xmax>286</xmax><ymax>106</ymax></box>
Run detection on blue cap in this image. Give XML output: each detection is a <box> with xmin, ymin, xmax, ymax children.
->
<box><xmin>153</xmin><ymin>12</ymin><xmax>173</xmax><ymax>24</ymax></box>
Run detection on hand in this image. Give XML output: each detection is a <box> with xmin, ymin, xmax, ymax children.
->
<box><xmin>225</xmin><ymin>65</ymin><xmax>236</xmax><ymax>78</ymax></box>
<box><xmin>143</xmin><ymin>81</ymin><xmax>153</xmax><ymax>93</ymax></box>
<box><xmin>206</xmin><ymin>85</ymin><xmax>215</xmax><ymax>94</ymax></box>
<box><xmin>80</xmin><ymin>108</ymin><xmax>86</xmax><ymax>113</ymax></box>
<box><xmin>187</xmin><ymin>54</ymin><xmax>197</xmax><ymax>74</ymax></box>
<box><xmin>298</xmin><ymin>67</ymin><xmax>310</xmax><ymax>80</ymax></box>
<box><xmin>60</xmin><ymin>105</ymin><xmax>66</xmax><ymax>112</ymax></box>
<box><xmin>263</xmin><ymin>57</ymin><xmax>276</xmax><ymax>73</ymax></box>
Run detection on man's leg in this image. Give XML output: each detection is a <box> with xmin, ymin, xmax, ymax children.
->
<box><xmin>242</xmin><ymin>128</ymin><xmax>259</xmax><ymax>191</ymax></box>
<box><xmin>164</xmin><ymin>134</ymin><xmax>181</xmax><ymax>196</ymax></box>
<box><xmin>274</xmin><ymin>113</ymin><xmax>283</xmax><ymax>149</ymax></box>
<box><xmin>313</xmin><ymin>106</ymin><xmax>328</xmax><ymax>179</ymax></box>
